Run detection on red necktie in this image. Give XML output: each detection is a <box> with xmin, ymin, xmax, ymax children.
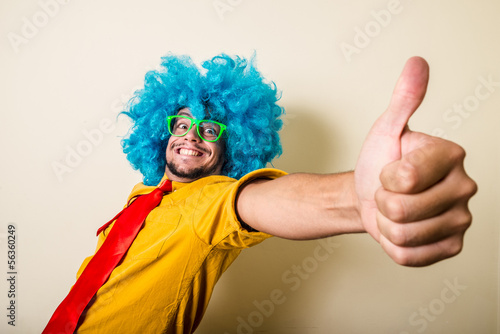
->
<box><xmin>42</xmin><ymin>179</ymin><xmax>172</xmax><ymax>334</ymax></box>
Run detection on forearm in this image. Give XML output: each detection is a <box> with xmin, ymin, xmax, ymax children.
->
<box><xmin>236</xmin><ymin>171</ymin><xmax>365</xmax><ymax>240</ymax></box>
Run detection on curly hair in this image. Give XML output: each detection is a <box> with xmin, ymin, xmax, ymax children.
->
<box><xmin>121</xmin><ymin>54</ymin><xmax>284</xmax><ymax>186</ymax></box>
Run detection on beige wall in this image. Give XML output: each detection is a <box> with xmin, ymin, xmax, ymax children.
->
<box><xmin>1</xmin><ymin>0</ymin><xmax>498</xmax><ymax>333</ymax></box>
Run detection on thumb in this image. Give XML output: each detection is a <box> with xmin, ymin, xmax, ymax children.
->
<box><xmin>373</xmin><ymin>56</ymin><xmax>430</xmax><ymax>137</ymax></box>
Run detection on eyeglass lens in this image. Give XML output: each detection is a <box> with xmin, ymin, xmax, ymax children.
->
<box><xmin>169</xmin><ymin>116</ymin><xmax>222</xmax><ymax>141</ymax></box>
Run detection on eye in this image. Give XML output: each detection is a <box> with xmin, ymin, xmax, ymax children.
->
<box><xmin>171</xmin><ymin>117</ymin><xmax>191</xmax><ymax>134</ymax></box>
<box><xmin>200</xmin><ymin>122</ymin><xmax>221</xmax><ymax>139</ymax></box>
<box><xmin>204</xmin><ymin>127</ymin><xmax>217</xmax><ymax>136</ymax></box>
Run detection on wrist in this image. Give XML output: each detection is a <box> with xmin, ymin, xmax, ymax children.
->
<box><xmin>321</xmin><ymin>171</ymin><xmax>365</xmax><ymax>235</ymax></box>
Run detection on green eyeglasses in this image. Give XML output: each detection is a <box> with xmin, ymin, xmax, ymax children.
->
<box><xmin>167</xmin><ymin>115</ymin><xmax>227</xmax><ymax>142</ymax></box>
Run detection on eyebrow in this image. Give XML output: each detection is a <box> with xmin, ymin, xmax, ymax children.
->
<box><xmin>176</xmin><ymin>111</ymin><xmax>194</xmax><ymax>118</ymax></box>
<box><xmin>176</xmin><ymin>111</ymin><xmax>216</xmax><ymax>122</ymax></box>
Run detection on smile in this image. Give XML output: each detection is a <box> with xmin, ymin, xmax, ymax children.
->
<box><xmin>178</xmin><ymin>148</ymin><xmax>203</xmax><ymax>157</ymax></box>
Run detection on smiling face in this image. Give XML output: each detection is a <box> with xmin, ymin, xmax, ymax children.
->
<box><xmin>165</xmin><ymin>108</ymin><xmax>225</xmax><ymax>183</ymax></box>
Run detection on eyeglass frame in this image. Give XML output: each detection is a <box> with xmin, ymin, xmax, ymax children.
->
<box><xmin>166</xmin><ymin>115</ymin><xmax>227</xmax><ymax>142</ymax></box>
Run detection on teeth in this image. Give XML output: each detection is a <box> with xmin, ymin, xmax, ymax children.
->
<box><xmin>179</xmin><ymin>148</ymin><xmax>201</xmax><ymax>156</ymax></box>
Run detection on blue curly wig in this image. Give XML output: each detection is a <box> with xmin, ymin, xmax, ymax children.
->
<box><xmin>121</xmin><ymin>54</ymin><xmax>284</xmax><ymax>186</ymax></box>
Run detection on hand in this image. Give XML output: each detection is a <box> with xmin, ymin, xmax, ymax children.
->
<box><xmin>354</xmin><ymin>57</ymin><xmax>477</xmax><ymax>267</ymax></box>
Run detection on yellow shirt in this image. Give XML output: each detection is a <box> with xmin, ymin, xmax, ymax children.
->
<box><xmin>74</xmin><ymin>168</ymin><xmax>286</xmax><ymax>334</ymax></box>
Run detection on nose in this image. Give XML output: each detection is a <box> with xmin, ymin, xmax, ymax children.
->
<box><xmin>183</xmin><ymin>124</ymin><xmax>202</xmax><ymax>142</ymax></box>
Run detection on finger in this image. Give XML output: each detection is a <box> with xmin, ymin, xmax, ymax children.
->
<box><xmin>380</xmin><ymin>135</ymin><xmax>462</xmax><ymax>194</ymax></box>
<box><xmin>380</xmin><ymin>233</ymin><xmax>464</xmax><ymax>267</ymax></box>
<box><xmin>379</xmin><ymin>233</ymin><xmax>466</xmax><ymax>267</ymax></box>
<box><xmin>371</xmin><ymin>57</ymin><xmax>429</xmax><ymax>138</ymax></box>
<box><xmin>375</xmin><ymin>164</ymin><xmax>477</xmax><ymax>223</ymax></box>
<box><xmin>376</xmin><ymin>205</ymin><xmax>472</xmax><ymax>248</ymax></box>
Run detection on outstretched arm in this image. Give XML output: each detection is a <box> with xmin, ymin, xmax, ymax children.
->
<box><xmin>236</xmin><ymin>57</ymin><xmax>477</xmax><ymax>267</ymax></box>
<box><xmin>237</xmin><ymin>171</ymin><xmax>363</xmax><ymax>239</ymax></box>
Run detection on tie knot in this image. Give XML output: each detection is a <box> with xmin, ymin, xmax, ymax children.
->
<box><xmin>158</xmin><ymin>179</ymin><xmax>173</xmax><ymax>193</ymax></box>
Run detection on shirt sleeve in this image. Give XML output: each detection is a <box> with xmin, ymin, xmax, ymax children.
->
<box><xmin>191</xmin><ymin>168</ymin><xmax>287</xmax><ymax>249</ymax></box>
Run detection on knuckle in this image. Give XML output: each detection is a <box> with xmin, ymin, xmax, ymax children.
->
<box><xmin>451</xmin><ymin>242</ymin><xmax>464</xmax><ymax>257</ymax></box>
<box><xmin>386</xmin><ymin>223</ymin><xmax>410</xmax><ymax>247</ymax></box>
<box><xmin>434</xmin><ymin>235</ymin><xmax>464</xmax><ymax>261</ymax></box>
<box><xmin>453</xmin><ymin>177</ymin><xmax>478</xmax><ymax>202</ymax></box>
<box><xmin>450</xmin><ymin>144</ymin><xmax>466</xmax><ymax>162</ymax></box>
<box><xmin>461</xmin><ymin>208</ymin><xmax>473</xmax><ymax>225</ymax></box>
<box><xmin>384</xmin><ymin>196</ymin><xmax>408</xmax><ymax>222</ymax></box>
<box><xmin>389</xmin><ymin>248</ymin><xmax>413</xmax><ymax>267</ymax></box>
<box><xmin>456</xmin><ymin>209</ymin><xmax>473</xmax><ymax>232</ymax></box>
<box><xmin>444</xmin><ymin>236</ymin><xmax>464</xmax><ymax>258</ymax></box>
<box><xmin>397</xmin><ymin>158</ymin><xmax>419</xmax><ymax>192</ymax></box>
<box><xmin>463</xmin><ymin>178</ymin><xmax>478</xmax><ymax>197</ymax></box>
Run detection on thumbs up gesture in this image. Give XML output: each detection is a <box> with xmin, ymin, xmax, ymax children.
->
<box><xmin>355</xmin><ymin>57</ymin><xmax>477</xmax><ymax>266</ymax></box>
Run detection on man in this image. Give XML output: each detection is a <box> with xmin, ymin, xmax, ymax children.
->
<box><xmin>43</xmin><ymin>54</ymin><xmax>476</xmax><ymax>333</ymax></box>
